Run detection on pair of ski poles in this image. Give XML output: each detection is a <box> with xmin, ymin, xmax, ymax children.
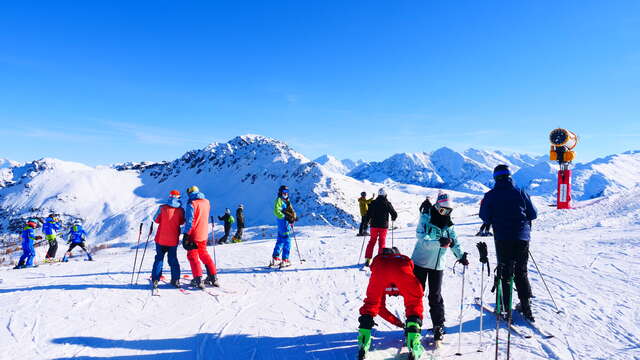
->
<box><xmin>130</xmin><ymin>222</ymin><xmax>154</xmax><ymax>285</ymax></box>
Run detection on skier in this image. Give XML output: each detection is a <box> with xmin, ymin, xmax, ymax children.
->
<box><xmin>357</xmin><ymin>192</ymin><xmax>374</xmax><ymax>236</ymax></box>
<box><xmin>357</xmin><ymin>247</ymin><xmax>425</xmax><ymax>360</ymax></box>
<box><xmin>419</xmin><ymin>195</ymin><xmax>432</xmax><ymax>214</ymax></box>
<box><xmin>62</xmin><ymin>221</ymin><xmax>93</xmax><ymax>262</ymax></box>
<box><xmin>217</xmin><ymin>208</ymin><xmax>234</xmax><ymax>244</ymax></box>
<box><xmin>151</xmin><ymin>190</ymin><xmax>184</xmax><ymax>289</ymax></box>
<box><xmin>43</xmin><ymin>214</ymin><xmax>62</xmax><ymax>260</ymax></box>
<box><xmin>183</xmin><ymin>186</ymin><xmax>218</xmax><ymax>288</ymax></box>
<box><xmin>232</xmin><ymin>204</ymin><xmax>245</xmax><ymax>243</ymax></box>
<box><xmin>480</xmin><ymin>164</ymin><xmax>537</xmax><ymax>322</ymax></box>
<box><xmin>14</xmin><ymin>220</ymin><xmax>41</xmax><ymax>269</ymax></box>
<box><xmin>475</xmin><ymin>222</ymin><xmax>492</xmax><ymax>237</ymax></box>
<box><xmin>270</xmin><ymin>185</ymin><xmax>297</xmax><ymax>268</ymax></box>
<box><xmin>411</xmin><ymin>191</ymin><xmax>469</xmax><ymax>343</ymax></box>
<box><xmin>363</xmin><ymin>188</ymin><xmax>397</xmax><ymax>267</ymax></box>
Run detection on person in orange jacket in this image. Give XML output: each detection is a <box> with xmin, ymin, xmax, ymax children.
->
<box><xmin>182</xmin><ymin>186</ymin><xmax>218</xmax><ymax>288</ymax></box>
<box><xmin>151</xmin><ymin>190</ymin><xmax>185</xmax><ymax>289</ymax></box>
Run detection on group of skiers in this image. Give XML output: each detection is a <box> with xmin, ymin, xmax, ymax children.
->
<box><xmin>13</xmin><ymin>215</ymin><xmax>93</xmax><ymax>269</ymax></box>
<box><xmin>356</xmin><ymin>164</ymin><xmax>537</xmax><ymax>360</ymax></box>
<box><xmin>216</xmin><ymin>205</ymin><xmax>245</xmax><ymax>244</ymax></box>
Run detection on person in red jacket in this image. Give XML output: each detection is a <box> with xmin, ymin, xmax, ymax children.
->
<box><xmin>357</xmin><ymin>248</ymin><xmax>425</xmax><ymax>360</ymax></box>
<box><xmin>151</xmin><ymin>190</ymin><xmax>185</xmax><ymax>289</ymax></box>
<box><xmin>182</xmin><ymin>186</ymin><xmax>218</xmax><ymax>288</ymax></box>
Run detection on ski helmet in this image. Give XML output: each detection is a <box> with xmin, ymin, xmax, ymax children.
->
<box><xmin>169</xmin><ymin>190</ymin><xmax>181</xmax><ymax>197</ymax></box>
<box><xmin>378</xmin><ymin>188</ymin><xmax>387</xmax><ymax>197</ymax></box>
<box><xmin>238</xmin><ymin>204</ymin><xmax>244</xmax><ymax>209</ymax></box>
<box><xmin>360</xmin><ymin>192</ymin><xmax>366</xmax><ymax>197</ymax></box>
<box><xmin>26</xmin><ymin>220</ymin><xmax>37</xmax><ymax>228</ymax></box>
<box><xmin>225</xmin><ymin>208</ymin><xmax>231</xmax><ymax>214</ymax></box>
<box><xmin>186</xmin><ymin>185</ymin><xmax>199</xmax><ymax>194</ymax></box>
<box><xmin>493</xmin><ymin>164</ymin><xmax>511</xmax><ymax>180</ymax></box>
<box><xmin>278</xmin><ymin>185</ymin><xmax>289</xmax><ymax>197</ymax></box>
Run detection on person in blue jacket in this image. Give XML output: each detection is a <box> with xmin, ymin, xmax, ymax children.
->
<box><xmin>62</xmin><ymin>221</ymin><xmax>93</xmax><ymax>262</ymax></box>
<box><xmin>480</xmin><ymin>164</ymin><xmax>537</xmax><ymax>321</ymax></box>
<box><xmin>43</xmin><ymin>214</ymin><xmax>62</xmax><ymax>259</ymax></box>
<box><xmin>411</xmin><ymin>191</ymin><xmax>468</xmax><ymax>342</ymax></box>
<box><xmin>14</xmin><ymin>220</ymin><xmax>41</xmax><ymax>269</ymax></box>
<box><xmin>270</xmin><ymin>185</ymin><xmax>296</xmax><ymax>268</ymax></box>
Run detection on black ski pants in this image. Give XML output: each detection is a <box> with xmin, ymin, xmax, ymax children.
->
<box><xmin>495</xmin><ymin>239</ymin><xmax>532</xmax><ymax>309</ymax></box>
<box><xmin>234</xmin><ymin>227</ymin><xmax>244</xmax><ymax>241</ymax></box>
<box><xmin>46</xmin><ymin>239</ymin><xmax>58</xmax><ymax>258</ymax></box>
<box><xmin>359</xmin><ymin>215</ymin><xmax>369</xmax><ymax>235</ymax></box>
<box><xmin>413</xmin><ymin>265</ymin><xmax>445</xmax><ymax>328</ymax></box>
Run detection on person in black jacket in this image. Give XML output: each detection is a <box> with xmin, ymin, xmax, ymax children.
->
<box><xmin>480</xmin><ymin>164</ymin><xmax>538</xmax><ymax>321</ymax></box>
<box><xmin>217</xmin><ymin>208</ymin><xmax>233</xmax><ymax>244</ymax></box>
<box><xmin>232</xmin><ymin>205</ymin><xmax>245</xmax><ymax>242</ymax></box>
<box><xmin>419</xmin><ymin>195</ymin><xmax>432</xmax><ymax>214</ymax></box>
<box><xmin>363</xmin><ymin>188</ymin><xmax>398</xmax><ymax>266</ymax></box>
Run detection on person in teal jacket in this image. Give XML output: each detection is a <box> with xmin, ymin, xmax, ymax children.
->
<box><xmin>410</xmin><ymin>191</ymin><xmax>468</xmax><ymax>342</ymax></box>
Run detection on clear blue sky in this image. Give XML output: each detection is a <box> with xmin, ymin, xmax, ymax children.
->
<box><xmin>1</xmin><ymin>1</ymin><xmax>639</xmax><ymax>165</ymax></box>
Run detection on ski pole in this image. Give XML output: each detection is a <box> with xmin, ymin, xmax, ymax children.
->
<box><xmin>506</xmin><ymin>263</ymin><xmax>515</xmax><ymax>360</ymax></box>
<box><xmin>210</xmin><ymin>216</ymin><xmax>217</xmax><ymax>266</ymax></box>
<box><xmin>529</xmin><ymin>250</ymin><xmax>562</xmax><ymax>314</ymax></box>
<box><xmin>455</xmin><ymin>256</ymin><xmax>468</xmax><ymax>356</ymax></box>
<box><xmin>135</xmin><ymin>223</ymin><xmax>154</xmax><ymax>284</ymax></box>
<box><xmin>357</xmin><ymin>233</ymin><xmax>366</xmax><ymax>264</ymax></box>
<box><xmin>478</xmin><ymin>263</ymin><xmax>485</xmax><ymax>353</ymax></box>
<box><xmin>130</xmin><ymin>223</ymin><xmax>143</xmax><ymax>285</ymax></box>
<box><xmin>391</xmin><ymin>221</ymin><xmax>394</xmax><ymax>248</ymax></box>
<box><xmin>291</xmin><ymin>224</ymin><xmax>305</xmax><ymax>263</ymax></box>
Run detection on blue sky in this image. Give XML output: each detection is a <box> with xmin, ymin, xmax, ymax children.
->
<box><xmin>1</xmin><ymin>1</ymin><xmax>639</xmax><ymax>165</ymax></box>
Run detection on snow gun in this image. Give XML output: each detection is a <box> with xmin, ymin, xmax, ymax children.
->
<box><xmin>549</xmin><ymin>128</ymin><xmax>578</xmax><ymax>209</ymax></box>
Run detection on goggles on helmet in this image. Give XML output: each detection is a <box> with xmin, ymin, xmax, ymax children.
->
<box><xmin>437</xmin><ymin>206</ymin><xmax>452</xmax><ymax>216</ymax></box>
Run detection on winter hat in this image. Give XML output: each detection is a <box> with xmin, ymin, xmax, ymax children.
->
<box><xmin>238</xmin><ymin>204</ymin><xmax>244</xmax><ymax>209</ymax></box>
<box><xmin>378</xmin><ymin>188</ymin><xmax>387</xmax><ymax>197</ymax></box>
<box><xmin>225</xmin><ymin>208</ymin><xmax>231</xmax><ymax>214</ymax></box>
<box><xmin>493</xmin><ymin>164</ymin><xmax>511</xmax><ymax>180</ymax></box>
<box><xmin>434</xmin><ymin>191</ymin><xmax>452</xmax><ymax>209</ymax></box>
<box><xmin>186</xmin><ymin>185</ymin><xmax>200</xmax><ymax>194</ymax></box>
<box><xmin>169</xmin><ymin>190</ymin><xmax>181</xmax><ymax>197</ymax></box>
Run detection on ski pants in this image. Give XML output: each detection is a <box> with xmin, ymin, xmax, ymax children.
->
<box><xmin>272</xmin><ymin>232</ymin><xmax>291</xmax><ymax>260</ymax></box>
<box><xmin>219</xmin><ymin>225</ymin><xmax>231</xmax><ymax>243</ymax></box>
<box><xmin>18</xmin><ymin>242</ymin><xmax>36</xmax><ymax>267</ymax></box>
<box><xmin>359</xmin><ymin>215</ymin><xmax>369</xmax><ymax>235</ymax></box>
<box><xmin>186</xmin><ymin>240</ymin><xmax>216</xmax><ymax>278</ymax></box>
<box><xmin>65</xmin><ymin>242</ymin><xmax>91</xmax><ymax>259</ymax></box>
<box><xmin>234</xmin><ymin>227</ymin><xmax>244</xmax><ymax>241</ymax></box>
<box><xmin>151</xmin><ymin>244</ymin><xmax>180</xmax><ymax>282</ymax></box>
<box><xmin>413</xmin><ymin>265</ymin><xmax>445</xmax><ymax>327</ymax></box>
<box><xmin>364</xmin><ymin>227</ymin><xmax>387</xmax><ymax>259</ymax></box>
<box><xmin>46</xmin><ymin>237</ymin><xmax>58</xmax><ymax>258</ymax></box>
<box><xmin>360</xmin><ymin>259</ymin><xmax>424</xmax><ymax>321</ymax></box>
<box><xmin>495</xmin><ymin>239</ymin><xmax>532</xmax><ymax>309</ymax></box>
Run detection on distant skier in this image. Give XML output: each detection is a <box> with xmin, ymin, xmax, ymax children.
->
<box><xmin>183</xmin><ymin>186</ymin><xmax>218</xmax><ymax>288</ymax></box>
<box><xmin>232</xmin><ymin>204</ymin><xmax>245</xmax><ymax>243</ymax></box>
<box><xmin>151</xmin><ymin>190</ymin><xmax>185</xmax><ymax>289</ymax></box>
<box><xmin>270</xmin><ymin>185</ymin><xmax>297</xmax><ymax>268</ymax></box>
<box><xmin>217</xmin><ymin>208</ymin><xmax>234</xmax><ymax>244</ymax></box>
<box><xmin>357</xmin><ymin>192</ymin><xmax>374</xmax><ymax>236</ymax></box>
<box><xmin>363</xmin><ymin>188</ymin><xmax>397</xmax><ymax>267</ymax></box>
<box><xmin>480</xmin><ymin>164</ymin><xmax>537</xmax><ymax>322</ymax></box>
<box><xmin>357</xmin><ymin>247</ymin><xmax>425</xmax><ymax>360</ymax></box>
<box><xmin>62</xmin><ymin>221</ymin><xmax>93</xmax><ymax>262</ymax></box>
<box><xmin>411</xmin><ymin>191</ymin><xmax>468</xmax><ymax>343</ymax></box>
<box><xmin>14</xmin><ymin>220</ymin><xmax>41</xmax><ymax>269</ymax></box>
<box><xmin>43</xmin><ymin>214</ymin><xmax>62</xmax><ymax>259</ymax></box>
<box><xmin>419</xmin><ymin>195</ymin><xmax>432</xmax><ymax>214</ymax></box>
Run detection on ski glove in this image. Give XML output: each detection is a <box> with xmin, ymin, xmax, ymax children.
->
<box><xmin>476</xmin><ymin>241</ymin><xmax>491</xmax><ymax>276</ymax></box>
<box><xmin>438</xmin><ymin>237</ymin><xmax>452</xmax><ymax>248</ymax></box>
<box><xmin>458</xmin><ymin>252</ymin><xmax>469</xmax><ymax>266</ymax></box>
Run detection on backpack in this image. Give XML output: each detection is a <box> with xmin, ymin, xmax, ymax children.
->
<box><xmin>229</xmin><ymin>216</ymin><xmax>235</xmax><ymax>224</ymax></box>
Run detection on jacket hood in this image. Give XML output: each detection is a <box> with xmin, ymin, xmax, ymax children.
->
<box><xmin>494</xmin><ymin>178</ymin><xmax>514</xmax><ymax>189</ymax></box>
<box><xmin>188</xmin><ymin>191</ymin><xmax>206</xmax><ymax>200</ymax></box>
<box><xmin>165</xmin><ymin>197</ymin><xmax>182</xmax><ymax>208</ymax></box>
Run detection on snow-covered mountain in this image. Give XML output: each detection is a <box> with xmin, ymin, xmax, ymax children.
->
<box><xmin>313</xmin><ymin>155</ymin><xmax>362</xmax><ymax>175</ymax></box>
<box><xmin>348</xmin><ymin>147</ymin><xmax>540</xmax><ymax>194</ymax></box>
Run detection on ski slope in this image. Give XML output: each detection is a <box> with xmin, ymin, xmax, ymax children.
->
<box><xmin>1</xmin><ymin>192</ymin><xmax>639</xmax><ymax>360</ymax></box>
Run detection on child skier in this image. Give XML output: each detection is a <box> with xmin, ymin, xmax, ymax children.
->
<box><xmin>357</xmin><ymin>247</ymin><xmax>425</xmax><ymax>360</ymax></box>
<box><xmin>151</xmin><ymin>190</ymin><xmax>185</xmax><ymax>289</ymax></box>
<box><xmin>14</xmin><ymin>220</ymin><xmax>41</xmax><ymax>269</ymax></box>
<box><xmin>62</xmin><ymin>221</ymin><xmax>93</xmax><ymax>262</ymax></box>
<box><xmin>270</xmin><ymin>185</ymin><xmax>297</xmax><ymax>268</ymax></box>
<box><xmin>217</xmin><ymin>208</ymin><xmax>234</xmax><ymax>244</ymax></box>
<box><xmin>411</xmin><ymin>191</ymin><xmax>468</xmax><ymax>343</ymax></box>
<box><xmin>43</xmin><ymin>214</ymin><xmax>62</xmax><ymax>260</ymax></box>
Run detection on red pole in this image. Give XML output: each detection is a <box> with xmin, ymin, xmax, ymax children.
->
<box><xmin>557</xmin><ymin>169</ymin><xmax>572</xmax><ymax>209</ymax></box>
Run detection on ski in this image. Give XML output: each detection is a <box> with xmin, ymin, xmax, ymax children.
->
<box><xmin>473</xmin><ymin>298</ymin><xmax>533</xmax><ymax>339</ymax></box>
<box><xmin>513</xmin><ymin>307</ymin><xmax>555</xmax><ymax>339</ymax></box>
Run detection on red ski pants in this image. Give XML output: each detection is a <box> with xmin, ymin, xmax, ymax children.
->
<box><xmin>187</xmin><ymin>241</ymin><xmax>216</xmax><ymax>277</ymax></box>
<box><xmin>360</xmin><ymin>257</ymin><xmax>424</xmax><ymax>321</ymax></box>
<box><xmin>365</xmin><ymin>227</ymin><xmax>387</xmax><ymax>259</ymax></box>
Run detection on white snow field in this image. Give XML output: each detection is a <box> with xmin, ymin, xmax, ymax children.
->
<box><xmin>2</xmin><ymin>189</ymin><xmax>639</xmax><ymax>360</ymax></box>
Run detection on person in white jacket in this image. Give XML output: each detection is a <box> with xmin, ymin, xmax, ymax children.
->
<box><xmin>411</xmin><ymin>191</ymin><xmax>468</xmax><ymax>342</ymax></box>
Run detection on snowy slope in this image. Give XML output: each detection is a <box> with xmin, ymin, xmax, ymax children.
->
<box><xmin>1</xmin><ymin>190</ymin><xmax>639</xmax><ymax>359</ymax></box>
<box><xmin>313</xmin><ymin>155</ymin><xmax>361</xmax><ymax>175</ymax></box>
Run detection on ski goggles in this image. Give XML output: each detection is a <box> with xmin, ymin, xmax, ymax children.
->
<box><xmin>437</xmin><ymin>206</ymin><xmax>452</xmax><ymax>216</ymax></box>
<box><xmin>281</xmin><ymin>189</ymin><xmax>289</xmax><ymax>195</ymax></box>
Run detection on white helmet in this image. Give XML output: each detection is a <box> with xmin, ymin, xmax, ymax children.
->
<box><xmin>378</xmin><ymin>188</ymin><xmax>387</xmax><ymax>196</ymax></box>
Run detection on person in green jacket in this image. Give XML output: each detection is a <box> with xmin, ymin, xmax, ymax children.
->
<box><xmin>410</xmin><ymin>191</ymin><xmax>469</xmax><ymax>343</ymax></box>
<box><xmin>357</xmin><ymin>192</ymin><xmax>375</xmax><ymax>236</ymax></box>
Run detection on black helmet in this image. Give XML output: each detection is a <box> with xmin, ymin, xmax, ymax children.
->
<box><xmin>278</xmin><ymin>185</ymin><xmax>289</xmax><ymax>196</ymax></box>
<box><xmin>493</xmin><ymin>164</ymin><xmax>511</xmax><ymax>180</ymax></box>
<box><xmin>360</xmin><ymin>192</ymin><xmax>366</xmax><ymax>197</ymax></box>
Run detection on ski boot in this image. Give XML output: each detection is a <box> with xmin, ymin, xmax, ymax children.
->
<box><xmin>62</xmin><ymin>252</ymin><xmax>70</xmax><ymax>262</ymax></box>
<box><xmin>433</xmin><ymin>324</ymin><xmax>445</xmax><ymax>342</ymax></box>
<box><xmin>269</xmin><ymin>257</ymin><xmax>282</xmax><ymax>267</ymax></box>
<box><xmin>279</xmin><ymin>259</ymin><xmax>291</xmax><ymax>268</ymax></box>
<box><xmin>152</xmin><ymin>280</ymin><xmax>159</xmax><ymax>289</ymax></box>
<box><xmin>190</xmin><ymin>276</ymin><xmax>205</xmax><ymax>289</ymax></box>
<box><xmin>475</xmin><ymin>231</ymin><xmax>483</xmax><ymax>236</ymax></box>
<box><xmin>170</xmin><ymin>279</ymin><xmax>181</xmax><ymax>288</ymax></box>
<box><xmin>516</xmin><ymin>299</ymin><xmax>535</xmax><ymax>322</ymax></box>
<box><xmin>13</xmin><ymin>264</ymin><xmax>24</xmax><ymax>269</ymax></box>
<box><xmin>364</xmin><ymin>258</ymin><xmax>371</xmax><ymax>267</ymax></box>
<box><xmin>357</xmin><ymin>315</ymin><xmax>375</xmax><ymax>359</ymax></box>
<box><xmin>405</xmin><ymin>317</ymin><xmax>424</xmax><ymax>360</ymax></box>
<box><xmin>204</xmin><ymin>274</ymin><xmax>220</xmax><ymax>287</ymax></box>
<box><xmin>86</xmin><ymin>253</ymin><xmax>93</xmax><ymax>261</ymax></box>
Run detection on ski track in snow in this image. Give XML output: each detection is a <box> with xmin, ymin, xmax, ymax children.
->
<box><xmin>1</xmin><ymin>193</ymin><xmax>640</xmax><ymax>359</ymax></box>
